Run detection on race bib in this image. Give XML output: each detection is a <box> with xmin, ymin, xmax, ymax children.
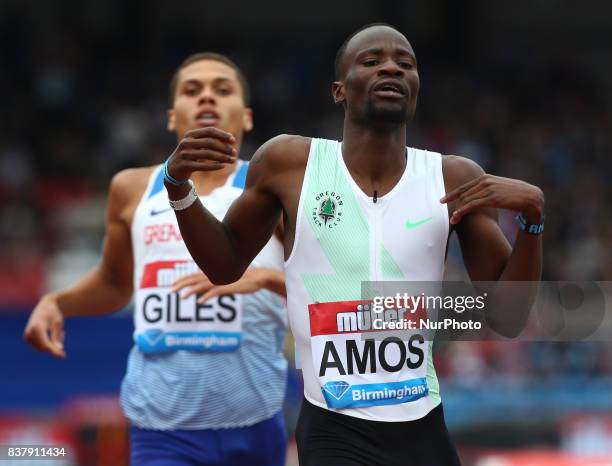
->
<box><xmin>309</xmin><ymin>300</ymin><xmax>429</xmax><ymax>410</ymax></box>
<box><xmin>134</xmin><ymin>260</ymin><xmax>242</xmax><ymax>353</ymax></box>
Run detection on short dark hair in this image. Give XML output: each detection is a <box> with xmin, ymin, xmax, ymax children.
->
<box><xmin>168</xmin><ymin>52</ymin><xmax>251</xmax><ymax>106</ymax></box>
<box><xmin>334</xmin><ymin>22</ymin><xmax>401</xmax><ymax>80</ymax></box>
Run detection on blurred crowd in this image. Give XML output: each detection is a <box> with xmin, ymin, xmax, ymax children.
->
<box><xmin>1</xmin><ymin>4</ymin><xmax>611</xmax><ymax>396</ymax></box>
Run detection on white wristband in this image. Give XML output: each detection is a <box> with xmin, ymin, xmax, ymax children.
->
<box><xmin>169</xmin><ymin>180</ymin><xmax>198</xmax><ymax>211</ymax></box>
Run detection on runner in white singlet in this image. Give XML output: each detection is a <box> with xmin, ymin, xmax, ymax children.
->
<box><xmin>285</xmin><ymin>138</ymin><xmax>446</xmax><ymax>422</ymax></box>
<box><xmin>166</xmin><ymin>24</ymin><xmax>544</xmax><ymax>466</ymax></box>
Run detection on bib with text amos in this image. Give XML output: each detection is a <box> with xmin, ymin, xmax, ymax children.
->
<box><xmin>309</xmin><ymin>300</ymin><xmax>429</xmax><ymax>409</ymax></box>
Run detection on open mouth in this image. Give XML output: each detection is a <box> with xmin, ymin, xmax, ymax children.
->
<box><xmin>195</xmin><ymin>110</ymin><xmax>220</xmax><ymax>126</ymax></box>
<box><xmin>372</xmin><ymin>81</ymin><xmax>406</xmax><ymax>98</ymax></box>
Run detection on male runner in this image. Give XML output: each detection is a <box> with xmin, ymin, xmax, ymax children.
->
<box><xmin>24</xmin><ymin>53</ymin><xmax>288</xmax><ymax>466</ymax></box>
<box><xmin>164</xmin><ymin>24</ymin><xmax>544</xmax><ymax>466</ymax></box>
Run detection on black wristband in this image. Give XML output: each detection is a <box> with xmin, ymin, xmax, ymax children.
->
<box><xmin>515</xmin><ymin>212</ymin><xmax>545</xmax><ymax>234</ymax></box>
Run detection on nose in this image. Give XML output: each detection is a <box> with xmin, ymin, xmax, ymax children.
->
<box><xmin>378</xmin><ymin>58</ymin><xmax>404</xmax><ymax>77</ymax></box>
<box><xmin>198</xmin><ymin>86</ymin><xmax>216</xmax><ymax>105</ymax></box>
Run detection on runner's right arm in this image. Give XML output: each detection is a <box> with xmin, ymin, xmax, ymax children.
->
<box><xmin>166</xmin><ymin>128</ymin><xmax>293</xmax><ymax>285</ymax></box>
<box><xmin>24</xmin><ymin>169</ymin><xmax>147</xmax><ymax>357</ymax></box>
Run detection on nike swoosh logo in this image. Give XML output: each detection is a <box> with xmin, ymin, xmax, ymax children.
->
<box><xmin>150</xmin><ymin>208</ymin><xmax>172</xmax><ymax>216</ymax></box>
<box><xmin>405</xmin><ymin>217</ymin><xmax>433</xmax><ymax>229</ymax></box>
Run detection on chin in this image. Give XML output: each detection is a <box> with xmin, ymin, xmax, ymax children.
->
<box><xmin>367</xmin><ymin>104</ymin><xmax>411</xmax><ymax>125</ymax></box>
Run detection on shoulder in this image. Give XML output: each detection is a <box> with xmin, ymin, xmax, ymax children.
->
<box><xmin>110</xmin><ymin>166</ymin><xmax>157</xmax><ymax>200</ymax></box>
<box><xmin>246</xmin><ymin>135</ymin><xmax>311</xmax><ymax>192</ymax></box>
<box><xmin>441</xmin><ymin>155</ymin><xmax>485</xmax><ymax>192</ymax></box>
<box><xmin>250</xmin><ymin>134</ymin><xmax>311</xmax><ymax>168</ymax></box>
<box><xmin>108</xmin><ymin>165</ymin><xmax>158</xmax><ymax>223</ymax></box>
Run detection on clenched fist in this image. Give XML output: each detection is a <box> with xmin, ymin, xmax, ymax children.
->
<box><xmin>166</xmin><ymin>127</ymin><xmax>238</xmax><ymax>183</ymax></box>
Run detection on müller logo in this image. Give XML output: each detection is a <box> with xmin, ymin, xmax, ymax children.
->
<box><xmin>140</xmin><ymin>261</ymin><xmax>200</xmax><ymax>288</ymax></box>
<box><xmin>336</xmin><ymin>303</ymin><xmax>424</xmax><ymax>333</ymax></box>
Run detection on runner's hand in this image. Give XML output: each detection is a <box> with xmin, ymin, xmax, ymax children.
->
<box><xmin>440</xmin><ymin>174</ymin><xmax>544</xmax><ymax>225</ymax></box>
<box><xmin>24</xmin><ymin>295</ymin><xmax>66</xmax><ymax>358</ymax></box>
<box><xmin>166</xmin><ymin>127</ymin><xmax>238</xmax><ymax>182</ymax></box>
<box><xmin>172</xmin><ymin>268</ymin><xmax>268</xmax><ymax>303</ymax></box>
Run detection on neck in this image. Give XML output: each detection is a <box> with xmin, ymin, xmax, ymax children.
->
<box><xmin>341</xmin><ymin>118</ymin><xmax>407</xmax><ymax>186</ymax></box>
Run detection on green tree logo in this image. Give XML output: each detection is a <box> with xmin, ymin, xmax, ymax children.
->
<box><xmin>319</xmin><ymin>198</ymin><xmax>336</xmax><ymax>224</ymax></box>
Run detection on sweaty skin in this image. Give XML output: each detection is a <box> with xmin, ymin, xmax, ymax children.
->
<box><xmin>166</xmin><ymin>26</ymin><xmax>544</xmax><ymax>336</ymax></box>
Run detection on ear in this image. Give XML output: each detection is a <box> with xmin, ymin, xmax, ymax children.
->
<box><xmin>242</xmin><ymin>107</ymin><xmax>253</xmax><ymax>133</ymax></box>
<box><xmin>332</xmin><ymin>81</ymin><xmax>345</xmax><ymax>105</ymax></box>
<box><xmin>167</xmin><ymin>108</ymin><xmax>176</xmax><ymax>132</ymax></box>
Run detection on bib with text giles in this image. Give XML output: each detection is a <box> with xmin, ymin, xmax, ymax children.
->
<box><xmin>134</xmin><ymin>260</ymin><xmax>242</xmax><ymax>354</ymax></box>
<box><xmin>309</xmin><ymin>300</ymin><xmax>429</xmax><ymax>410</ymax></box>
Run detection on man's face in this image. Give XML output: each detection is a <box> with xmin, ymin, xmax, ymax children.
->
<box><xmin>333</xmin><ymin>26</ymin><xmax>419</xmax><ymax>126</ymax></box>
<box><xmin>168</xmin><ymin>60</ymin><xmax>252</xmax><ymax>141</ymax></box>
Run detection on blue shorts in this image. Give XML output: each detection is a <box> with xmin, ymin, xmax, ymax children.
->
<box><xmin>129</xmin><ymin>412</ymin><xmax>287</xmax><ymax>466</ymax></box>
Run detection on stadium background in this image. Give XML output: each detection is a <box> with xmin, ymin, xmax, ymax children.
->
<box><xmin>1</xmin><ymin>0</ymin><xmax>611</xmax><ymax>464</ymax></box>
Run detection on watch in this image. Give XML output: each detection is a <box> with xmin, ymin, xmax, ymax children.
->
<box><xmin>168</xmin><ymin>180</ymin><xmax>198</xmax><ymax>211</ymax></box>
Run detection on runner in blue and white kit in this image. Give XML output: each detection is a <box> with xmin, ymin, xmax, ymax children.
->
<box><xmin>25</xmin><ymin>53</ymin><xmax>288</xmax><ymax>466</ymax></box>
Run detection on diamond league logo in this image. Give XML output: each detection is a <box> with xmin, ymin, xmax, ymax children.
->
<box><xmin>322</xmin><ymin>381</ymin><xmax>351</xmax><ymax>400</ymax></box>
<box><xmin>142</xmin><ymin>328</ymin><xmax>165</xmax><ymax>346</ymax></box>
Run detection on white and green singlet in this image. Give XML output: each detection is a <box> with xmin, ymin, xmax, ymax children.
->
<box><xmin>285</xmin><ymin>138</ymin><xmax>449</xmax><ymax>422</ymax></box>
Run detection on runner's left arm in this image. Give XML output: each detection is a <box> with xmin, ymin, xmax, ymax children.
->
<box><xmin>442</xmin><ymin>156</ymin><xmax>544</xmax><ymax>336</ymax></box>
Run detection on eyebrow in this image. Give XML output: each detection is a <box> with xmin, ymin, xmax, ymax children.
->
<box><xmin>356</xmin><ymin>47</ymin><xmax>416</xmax><ymax>61</ymax></box>
<box><xmin>180</xmin><ymin>76</ymin><xmax>235</xmax><ymax>87</ymax></box>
